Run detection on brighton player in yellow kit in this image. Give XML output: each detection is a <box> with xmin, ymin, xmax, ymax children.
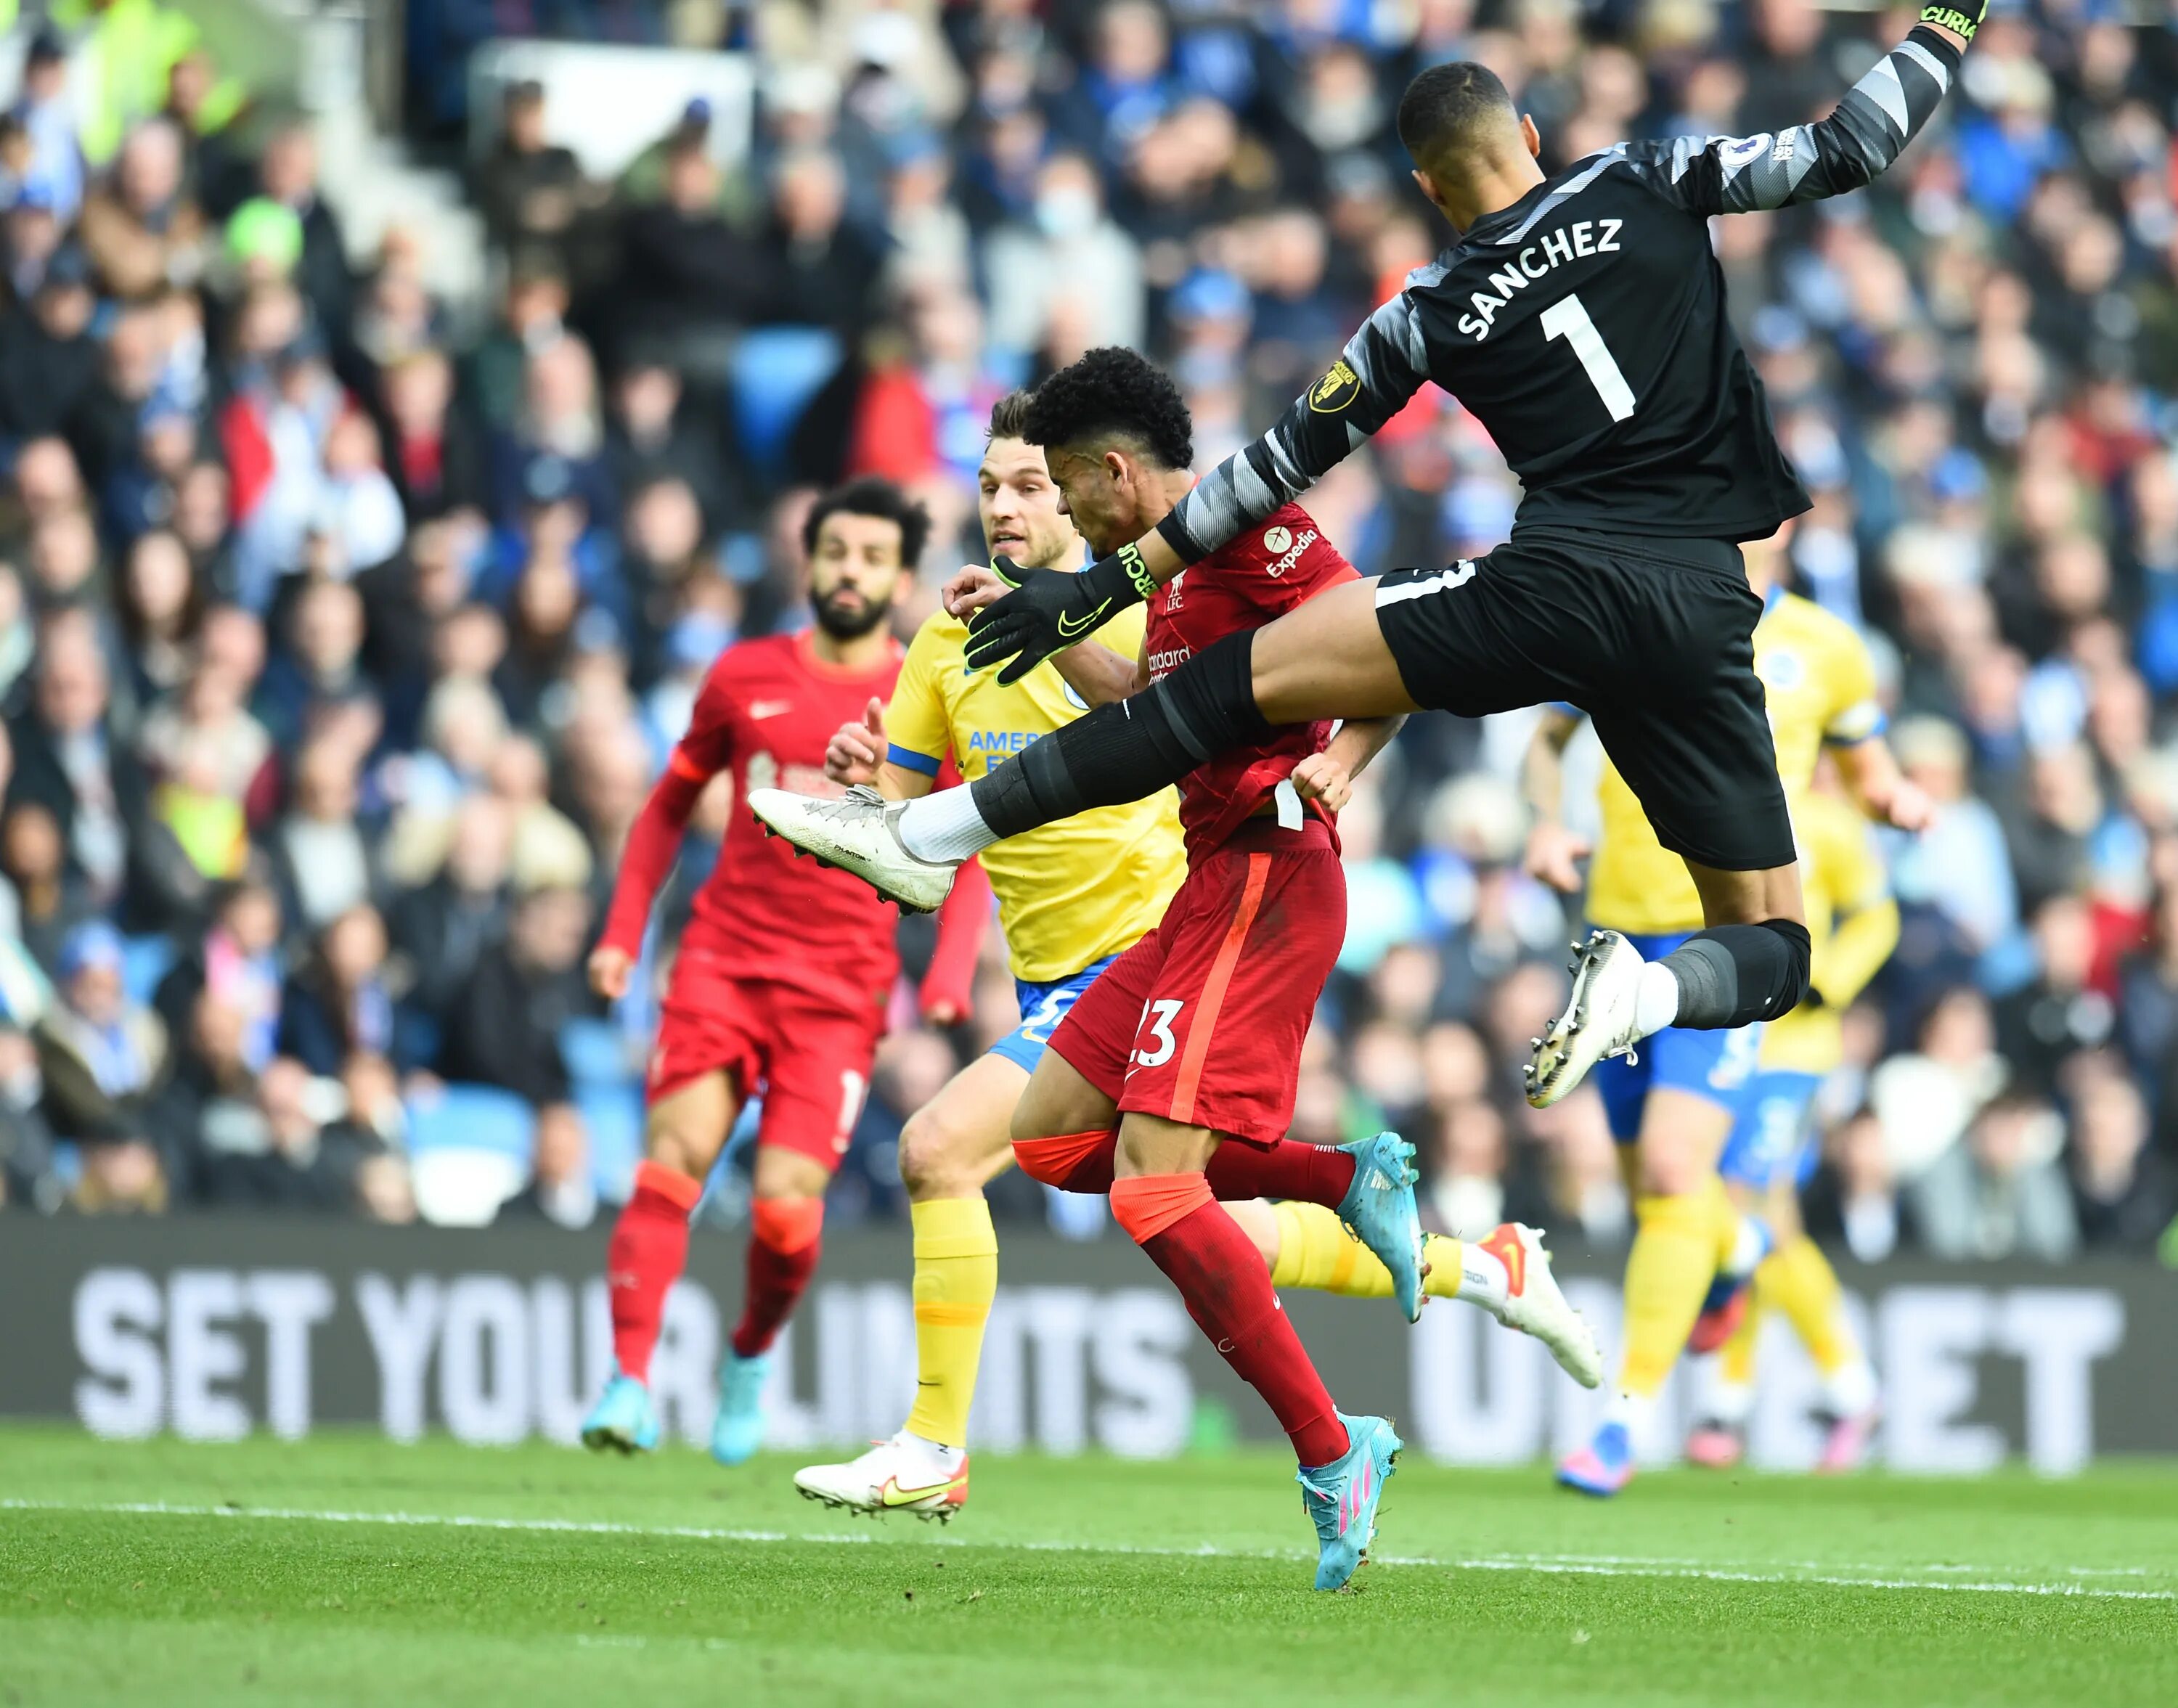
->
<box><xmin>1523</xmin><ymin>522</ymin><xmax>1925</xmax><ymax>1495</ymax></box>
<box><xmin>794</xmin><ymin>394</ymin><xmax>1599</xmax><ymax>1521</ymax></box>
<box><xmin>1686</xmin><ymin>783</ymin><xmax>1896</xmax><ymax>1473</ymax></box>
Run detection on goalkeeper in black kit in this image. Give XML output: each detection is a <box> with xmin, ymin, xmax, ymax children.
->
<box><xmin>751</xmin><ymin>4</ymin><xmax>1984</xmax><ymax>1108</ymax></box>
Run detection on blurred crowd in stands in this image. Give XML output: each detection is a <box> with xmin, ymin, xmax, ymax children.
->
<box><xmin>0</xmin><ymin>0</ymin><xmax>2174</xmax><ymax>1262</ymax></box>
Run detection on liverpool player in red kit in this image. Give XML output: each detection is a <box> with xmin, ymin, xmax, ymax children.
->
<box><xmin>580</xmin><ymin>479</ymin><xmax>933</xmax><ymax>1464</ymax></box>
<box><xmin>946</xmin><ymin>351</ymin><xmax>1419</xmax><ymax>1589</ymax></box>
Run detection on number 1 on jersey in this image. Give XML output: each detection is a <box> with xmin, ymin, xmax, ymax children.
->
<box><xmin>1541</xmin><ymin>293</ymin><xmax>1636</xmax><ymax>422</ymax></box>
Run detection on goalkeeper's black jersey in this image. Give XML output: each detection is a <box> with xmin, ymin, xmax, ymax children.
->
<box><xmin>1157</xmin><ymin>27</ymin><xmax>1962</xmax><ymax>556</ymax></box>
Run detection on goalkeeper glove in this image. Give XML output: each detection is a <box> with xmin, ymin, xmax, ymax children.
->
<box><xmin>962</xmin><ymin>545</ymin><xmax>1159</xmax><ymax>684</ymax></box>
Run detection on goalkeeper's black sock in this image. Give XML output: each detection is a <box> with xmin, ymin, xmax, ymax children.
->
<box><xmin>968</xmin><ymin>629</ymin><xmax>1270</xmax><ymax>838</ymax></box>
<box><xmin>1654</xmin><ymin>919</ymin><xmax>1812</xmax><ymax>1029</ymax></box>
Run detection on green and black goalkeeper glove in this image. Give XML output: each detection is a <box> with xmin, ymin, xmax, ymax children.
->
<box><xmin>963</xmin><ymin>547</ymin><xmax>1156</xmax><ymax>685</ymax></box>
<box><xmin>1916</xmin><ymin>0</ymin><xmax>1986</xmax><ymax>43</ymax></box>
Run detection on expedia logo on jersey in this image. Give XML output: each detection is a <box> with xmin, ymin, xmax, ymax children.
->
<box><xmin>1262</xmin><ymin>525</ymin><xmax>1318</xmax><ymax>579</ymax></box>
<box><xmin>1309</xmin><ymin>359</ymin><xmax>1360</xmax><ymax>413</ymax></box>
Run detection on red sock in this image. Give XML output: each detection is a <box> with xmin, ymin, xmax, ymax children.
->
<box><xmin>1015</xmin><ymin>1132</ymin><xmax>1355</xmax><ymax>1207</ymax></box>
<box><xmin>730</xmin><ymin>1197</ymin><xmax>824</xmax><ymax>1359</ymax></box>
<box><xmin>1207</xmin><ymin>1140</ymin><xmax>1355</xmax><ymax>1206</ymax></box>
<box><xmin>1112</xmin><ymin>1174</ymin><xmax>1350</xmax><ymax>1467</ymax></box>
<box><xmin>607</xmin><ymin>1160</ymin><xmax>703</xmax><ymax>1382</ymax></box>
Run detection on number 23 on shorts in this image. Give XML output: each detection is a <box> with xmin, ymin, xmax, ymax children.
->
<box><xmin>1132</xmin><ymin>999</ymin><xmax>1184</xmax><ymax>1069</ymax></box>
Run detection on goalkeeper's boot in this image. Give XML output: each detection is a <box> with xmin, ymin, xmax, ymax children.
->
<box><xmin>580</xmin><ymin>1370</ymin><xmax>659</xmax><ymax>1455</ymax></box>
<box><xmin>1477</xmin><ymin>1223</ymin><xmax>1604</xmax><ymax>1388</ymax></box>
<box><xmin>1334</xmin><ymin>1132</ymin><xmax>1425</xmax><ymax>1323</ymax></box>
<box><xmin>794</xmin><ymin>1431</ymin><xmax>971</xmax><ymax>1522</ymax></box>
<box><xmin>1557</xmin><ymin>1418</ymin><xmax>1636</xmax><ymax>1497</ymax></box>
<box><xmin>1297</xmin><ymin>1413</ymin><xmax>1401</xmax><ymax>1592</ymax></box>
<box><xmin>710</xmin><ymin>1349</ymin><xmax>770</xmax><ymax>1466</ymax></box>
<box><xmin>746</xmin><ymin>784</ymin><xmax>956</xmax><ymax>913</ymax></box>
<box><xmin>1526</xmin><ymin>931</ymin><xmax>1646</xmax><ymax>1108</ymax></box>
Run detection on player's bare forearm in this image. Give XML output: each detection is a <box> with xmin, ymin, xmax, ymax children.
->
<box><xmin>1521</xmin><ymin>708</ymin><xmax>1581</xmax><ymax>823</ymax></box>
<box><xmin>1290</xmin><ymin>716</ymin><xmax>1400</xmax><ymax>814</ymax></box>
<box><xmin>1834</xmin><ymin>737</ymin><xmax>1932</xmax><ymax>832</ymax></box>
<box><xmin>1520</xmin><ymin>708</ymin><xmax>1590</xmax><ymax>893</ymax></box>
<box><xmin>1814</xmin><ymin>897</ymin><xmax>1901</xmax><ymax>1010</ymax></box>
<box><xmin>1050</xmin><ymin>638</ymin><xmax>1148</xmax><ymax>708</ymax></box>
<box><xmin>876</xmin><ymin>763</ymin><xmax>937</xmax><ymax>802</ymax></box>
<box><xmin>1330</xmin><ymin>714</ymin><xmax>1403</xmax><ymax>780</ymax></box>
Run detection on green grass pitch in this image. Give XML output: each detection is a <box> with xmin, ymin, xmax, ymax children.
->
<box><xmin>4</xmin><ymin>1426</ymin><xmax>2175</xmax><ymax>1707</ymax></box>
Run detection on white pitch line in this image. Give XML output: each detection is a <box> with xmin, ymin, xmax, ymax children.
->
<box><xmin>1</xmin><ymin>1499</ymin><xmax>2170</xmax><ymax>1602</ymax></box>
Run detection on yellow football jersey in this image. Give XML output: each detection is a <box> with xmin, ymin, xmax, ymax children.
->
<box><xmin>1586</xmin><ymin>591</ymin><xmax>1885</xmax><ymax>935</ymax></box>
<box><xmin>1761</xmin><ymin>790</ymin><xmax>1896</xmax><ymax>1075</ymax></box>
<box><xmin>886</xmin><ymin>605</ymin><xmax>1186</xmax><ymax>984</ymax></box>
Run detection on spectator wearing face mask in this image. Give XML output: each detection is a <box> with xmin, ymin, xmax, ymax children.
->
<box><xmin>981</xmin><ymin>152</ymin><xmax>1143</xmax><ymax>361</ymax></box>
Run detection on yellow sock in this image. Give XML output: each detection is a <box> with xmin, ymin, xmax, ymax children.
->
<box><xmin>1269</xmin><ymin>1201</ymin><xmax>1467</xmax><ymax>1299</ymax></box>
<box><xmin>902</xmin><ymin>1197</ymin><xmax>998</xmax><ymax>1447</ymax></box>
<box><xmin>1767</xmin><ymin>1234</ymin><xmax>1853</xmax><ymax>1376</ymax></box>
<box><xmin>1718</xmin><ymin>1256</ymin><xmax>1777</xmax><ymax>1388</ymax></box>
<box><xmin>1705</xmin><ymin>1175</ymin><xmax>1745</xmax><ymax>1269</ymax></box>
<box><xmin>1619</xmin><ymin>1192</ymin><xmax>1718</xmax><ymax>1396</ymax></box>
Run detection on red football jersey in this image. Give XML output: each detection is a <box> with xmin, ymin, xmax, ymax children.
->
<box><xmin>664</xmin><ymin>631</ymin><xmax>905</xmax><ymax>1006</ymax></box>
<box><xmin>1142</xmin><ymin>502</ymin><xmax>1359</xmax><ymax>855</ymax></box>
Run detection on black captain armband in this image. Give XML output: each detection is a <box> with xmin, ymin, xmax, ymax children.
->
<box><xmin>1917</xmin><ymin>1</ymin><xmax>1985</xmax><ymax>42</ymax></box>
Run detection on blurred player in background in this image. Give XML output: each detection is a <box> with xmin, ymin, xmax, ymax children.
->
<box><xmin>579</xmin><ymin>478</ymin><xmax>947</xmax><ymax>1463</ymax></box>
<box><xmin>1523</xmin><ymin>522</ymin><xmax>1926</xmax><ymax>1496</ymax></box>
<box><xmin>1686</xmin><ymin>779</ymin><xmax>1896</xmax><ymax>1473</ymax></box>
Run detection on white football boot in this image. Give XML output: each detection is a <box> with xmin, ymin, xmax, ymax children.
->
<box><xmin>1473</xmin><ymin>1222</ymin><xmax>1604</xmax><ymax>1389</ymax></box>
<box><xmin>794</xmin><ymin>1432</ymin><xmax>969</xmax><ymax>1523</ymax></box>
<box><xmin>746</xmin><ymin>784</ymin><xmax>958</xmax><ymax>914</ymax></box>
<box><xmin>1525</xmin><ymin>929</ymin><xmax>1648</xmax><ymax>1108</ymax></box>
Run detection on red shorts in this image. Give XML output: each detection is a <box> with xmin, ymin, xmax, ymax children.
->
<box><xmin>648</xmin><ymin>944</ymin><xmax>884</xmax><ymax>1170</ymax></box>
<box><xmin>1048</xmin><ymin>817</ymin><xmax>1345</xmax><ymax>1146</ymax></box>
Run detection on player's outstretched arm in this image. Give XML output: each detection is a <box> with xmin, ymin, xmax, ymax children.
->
<box><xmin>591</xmin><ymin>751</ymin><xmax>712</xmax><ymax>997</ymax></box>
<box><xmin>960</xmin><ymin>301</ymin><xmax>1429</xmax><ymax>682</ymax></box>
<box><xmin>1626</xmin><ymin>4</ymin><xmax>1981</xmax><ymax>218</ymax></box>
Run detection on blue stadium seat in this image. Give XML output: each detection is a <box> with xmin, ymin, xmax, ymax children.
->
<box><xmin>578</xmin><ymin>1081</ymin><xmax>645</xmax><ymax>1201</ymax></box>
<box><xmin>560</xmin><ymin>1017</ymin><xmax>633</xmax><ymax>1090</ymax></box>
<box><xmin>730</xmin><ymin>326</ymin><xmax>842</xmax><ymax>484</ymax></box>
<box><xmin>403</xmin><ymin>1082</ymin><xmax>537</xmax><ymax>1160</ymax></box>
<box><xmin>121</xmin><ymin>936</ymin><xmax>175</xmax><ymax>1006</ymax></box>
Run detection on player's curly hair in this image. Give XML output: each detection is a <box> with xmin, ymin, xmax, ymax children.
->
<box><xmin>801</xmin><ymin>475</ymin><xmax>932</xmax><ymax>569</ymax></box>
<box><xmin>1020</xmin><ymin>347</ymin><xmax>1194</xmax><ymax>473</ymax></box>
